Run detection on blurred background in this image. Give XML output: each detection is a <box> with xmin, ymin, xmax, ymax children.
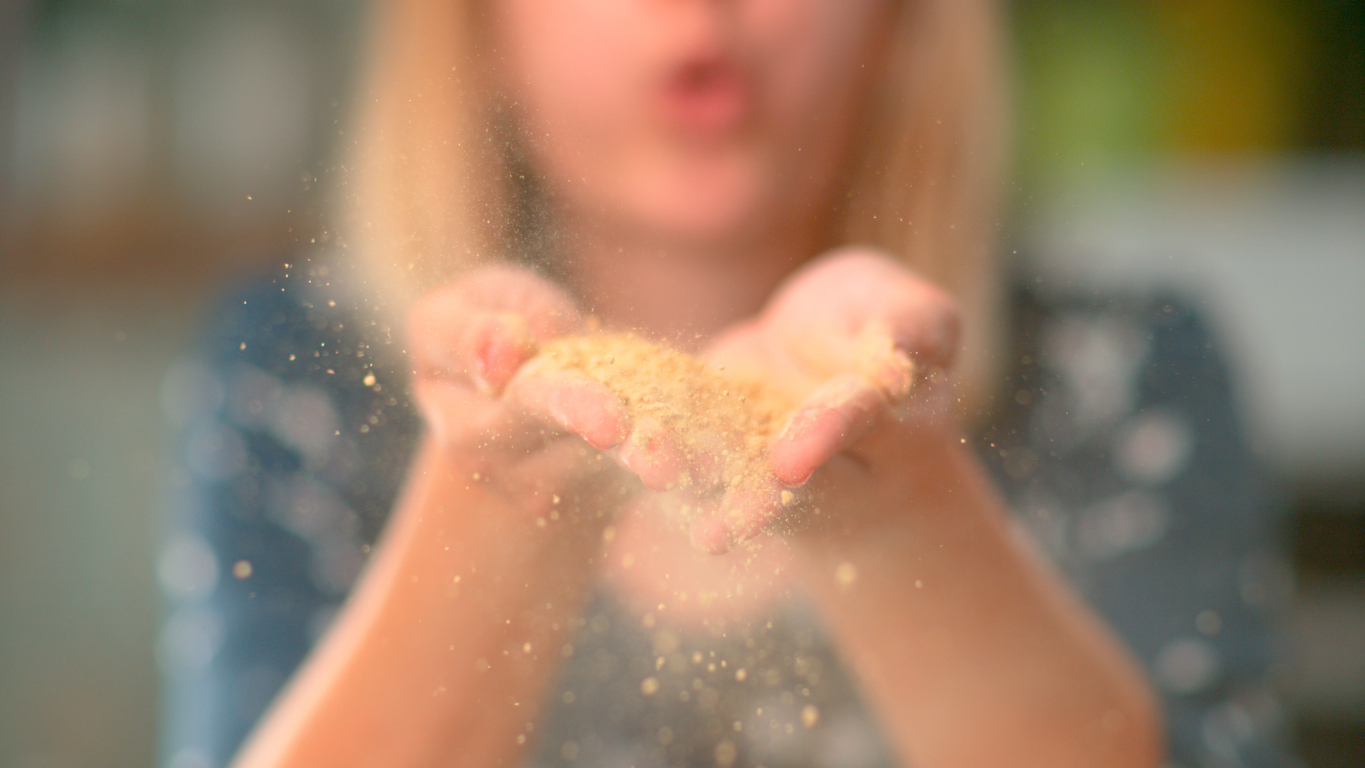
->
<box><xmin>0</xmin><ymin>0</ymin><xmax>1360</xmax><ymax>766</ymax></box>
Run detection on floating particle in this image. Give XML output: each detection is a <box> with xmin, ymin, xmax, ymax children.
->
<box><xmin>834</xmin><ymin>562</ymin><xmax>857</xmax><ymax>589</ymax></box>
<box><xmin>801</xmin><ymin>704</ymin><xmax>820</xmax><ymax>728</ymax></box>
<box><xmin>715</xmin><ymin>740</ymin><xmax>737</xmax><ymax>767</ymax></box>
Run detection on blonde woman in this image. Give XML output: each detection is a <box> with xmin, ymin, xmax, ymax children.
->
<box><xmin>159</xmin><ymin>1</ymin><xmax>1289</xmax><ymax>767</ymax></box>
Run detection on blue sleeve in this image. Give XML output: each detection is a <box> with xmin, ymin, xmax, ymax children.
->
<box><xmin>979</xmin><ymin>290</ymin><xmax>1294</xmax><ymax>767</ymax></box>
<box><xmin>156</xmin><ymin>269</ymin><xmax>419</xmax><ymax>768</ymax></box>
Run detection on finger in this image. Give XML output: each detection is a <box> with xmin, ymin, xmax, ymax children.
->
<box><xmin>420</xmin><ymin>311</ymin><xmax>538</xmax><ymax>393</ymax></box>
<box><xmin>766</xmin><ymin>248</ymin><xmax>960</xmax><ymax>386</ymax></box>
<box><xmin>411</xmin><ymin>379</ymin><xmax>494</xmax><ymax>449</ymax></box>
<box><xmin>407</xmin><ymin>267</ymin><xmax>583</xmax><ymax>392</ymax></box>
<box><xmin>687</xmin><ymin>479</ymin><xmax>792</xmax><ymax>554</ymax></box>
<box><xmin>612</xmin><ymin>416</ymin><xmax>692</xmax><ymax>492</ymax></box>
<box><xmin>508</xmin><ymin>366</ymin><xmax>630</xmax><ymax>451</ymax></box>
<box><xmin>689</xmin><ymin>513</ymin><xmax>732</xmax><ymax>554</ymax></box>
<box><xmin>413</xmin><ymin>377</ymin><xmax>578</xmax><ymax>456</ymax></box>
<box><xmin>853</xmin><ymin>320</ymin><xmax>916</xmax><ymax>400</ymax></box>
<box><xmin>680</xmin><ymin>429</ymin><xmax>730</xmax><ymax>494</ymax></box>
<box><xmin>768</xmin><ymin>374</ymin><xmax>886</xmax><ymax>487</ymax></box>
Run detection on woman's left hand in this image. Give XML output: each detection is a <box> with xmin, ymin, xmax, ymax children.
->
<box><xmin>689</xmin><ymin>246</ymin><xmax>964</xmax><ymax>554</ymax></box>
<box><xmin>695</xmin><ymin>248</ymin><xmax>1163</xmax><ymax>768</ymax></box>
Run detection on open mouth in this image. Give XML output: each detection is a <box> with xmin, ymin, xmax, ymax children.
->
<box><xmin>658</xmin><ymin>56</ymin><xmax>751</xmax><ymax>140</ymax></box>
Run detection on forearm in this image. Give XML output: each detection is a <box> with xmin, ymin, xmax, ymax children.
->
<box><xmin>798</xmin><ymin>438</ymin><xmax>1163</xmax><ymax>768</ymax></box>
<box><xmin>231</xmin><ymin>439</ymin><xmax>606</xmax><ymax>768</ymax></box>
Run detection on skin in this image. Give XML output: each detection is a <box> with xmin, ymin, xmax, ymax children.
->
<box><xmin>231</xmin><ymin>1</ymin><xmax>1164</xmax><ymax>767</ymax></box>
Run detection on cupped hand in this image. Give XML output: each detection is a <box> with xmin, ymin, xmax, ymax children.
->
<box><xmin>407</xmin><ymin>252</ymin><xmax>964</xmax><ymax>559</ymax></box>
<box><xmin>691</xmin><ymin>246</ymin><xmax>964</xmax><ymax>553</ymax></box>
<box><xmin>407</xmin><ymin>265</ymin><xmax>633</xmax><ymax>520</ymax></box>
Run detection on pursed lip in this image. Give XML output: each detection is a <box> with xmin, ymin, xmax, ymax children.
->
<box><xmin>656</xmin><ymin>53</ymin><xmax>752</xmax><ymax>142</ymax></box>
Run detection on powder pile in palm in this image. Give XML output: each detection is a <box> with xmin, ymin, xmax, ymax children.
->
<box><xmin>533</xmin><ymin>333</ymin><xmax>794</xmax><ymax>496</ymax></box>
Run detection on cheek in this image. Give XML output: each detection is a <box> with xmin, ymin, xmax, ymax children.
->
<box><xmin>753</xmin><ymin>0</ymin><xmax>895</xmax><ymax>146</ymax></box>
<box><xmin>748</xmin><ymin>0</ymin><xmax>895</xmax><ymax>195</ymax></box>
<box><xmin>495</xmin><ymin>1</ymin><xmax>646</xmax><ymax>174</ymax></box>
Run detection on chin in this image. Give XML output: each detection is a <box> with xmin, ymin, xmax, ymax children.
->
<box><xmin>656</xmin><ymin>204</ymin><xmax>766</xmax><ymax>247</ymax></box>
<box><xmin>624</xmin><ymin>173</ymin><xmax>776</xmax><ymax>249</ymax></box>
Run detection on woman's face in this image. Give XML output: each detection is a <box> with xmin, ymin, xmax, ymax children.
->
<box><xmin>492</xmin><ymin>0</ymin><xmax>898</xmax><ymax>250</ymax></box>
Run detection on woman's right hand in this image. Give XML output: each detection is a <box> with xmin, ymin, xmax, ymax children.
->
<box><xmin>232</xmin><ymin>266</ymin><xmax>655</xmax><ymax>768</ymax></box>
<box><xmin>406</xmin><ymin>264</ymin><xmax>642</xmax><ymax>525</ymax></box>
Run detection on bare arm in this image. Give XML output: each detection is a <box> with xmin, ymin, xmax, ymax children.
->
<box><xmin>231</xmin><ymin>440</ymin><xmax>610</xmax><ymax>767</ymax></box>
<box><xmin>231</xmin><ymin>267</ymin><xmax>631</xmax><ymax>768</ymax></box>
<box><xmin>793</xmin><ymin>430</ymin><xmax>1163</xmax><ymax>768</ymax></box>
<box><xmin>708</xmin><ymin>249</ymin><xmax>1164</xmax><ymax>767</ymax></box>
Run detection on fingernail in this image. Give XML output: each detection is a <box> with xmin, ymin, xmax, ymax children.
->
<box><xmin>772</xmin><ymin>414</ymin><xmax>815</xmax><ymax>487</ymax></box>
<box><xmin>722</xmin><ymin>487</ymin><xmax>769</xmax><ymax>541</ymax></box>
<box><xmin>481</xmin><ymin>315</ymin><xmax>537</xmax><ymax>393</ymax></box>
<box><xmin>471</xmin><ymin>357</ymin><xmax>493</xmax><ymax>394</ymax></box>
<box><xmin>689</xmin><ymin>516</ymin><xmax>732</xmax><ymax>555</ymax></box>
<box><xmin>879</xmin><ymin>349</ymin><xmax>915</xmax><ymax>400</ymax></box>
<box><xmin>775</xmin><ymin>410</ymin><xmax>802</xmax><ymax>445</ymax></box>
<box><xmin>856</xmin><ymin>323</ymin><xmax>913</xmax><ymax>399</ymax></box>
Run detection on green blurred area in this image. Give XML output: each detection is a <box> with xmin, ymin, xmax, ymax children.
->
<box><xmin>1012</xmin><ymin>0</ymin><xmax>1363</xmax><ymax>189</ymax></box>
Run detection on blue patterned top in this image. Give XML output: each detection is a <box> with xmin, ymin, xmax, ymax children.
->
<box><xmin>157</xmin><ymin>263</ymin><xmax>1294</xmax><ymax>768</ymax></box>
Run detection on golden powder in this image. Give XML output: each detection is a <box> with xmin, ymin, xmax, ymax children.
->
<box><xmin>532</xmin><ymin>333</ymin><xmax>795</xmax><ymax>497</ymax></box>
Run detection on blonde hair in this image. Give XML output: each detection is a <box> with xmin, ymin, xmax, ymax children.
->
<box><xmin>346</xmin><ymin>0</ymin><xmax>1007</xmax><ymax>410</ymax></box>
